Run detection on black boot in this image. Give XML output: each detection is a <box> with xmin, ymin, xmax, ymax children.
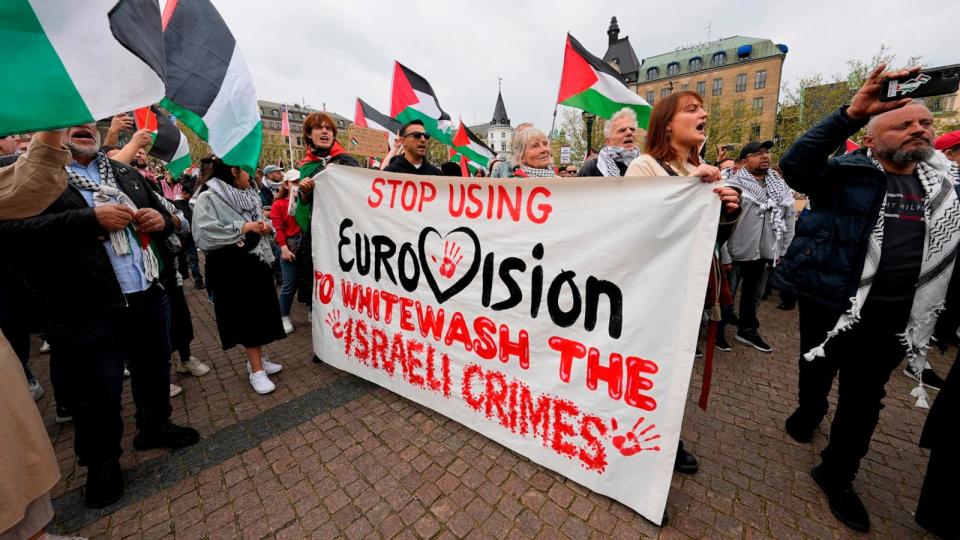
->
<box><xmin>785</xmin><ymin>409</ymin><xmax>817</xmax><ymax>443</ymax></box>
<box><xmin>674</xmin><ymin>440</ymin><xmax>699</xmax><ymax>474</ymax></box>
<box><xmin>85</xmin><ymin>460</ymin><xmax>123</xmax><ymax>509</ymax></box>
<box><xmin>134</xmin><ymin>421</ymin><xmax>200</xmax><ymax>450</ymax></box>
<box><xmin>194</xmin><ymin>275</ymin><xmax>205</xmax><ymax>290</ymax></box>
<box><xmin>810</xmin><ymin>465</ymin><xmax>870</xmax><ymax>532</ymax></box>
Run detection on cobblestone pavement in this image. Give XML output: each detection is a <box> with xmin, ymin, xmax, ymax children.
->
<box><xmin>27</xmin><ymin>281</ymin><xmax>945</xmax><ymax>539</ymax></box>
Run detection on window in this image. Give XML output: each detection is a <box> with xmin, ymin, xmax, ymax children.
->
<box><xmin>501</xmin><ymin>132</ymin><xmax>505</xmax><ymax>138</ymax></box>
<box><xmin>661</xmin><ymin>87</ymin><xmax>671</xmax><ymax>98</ymax></box>
<box><xmin>711</xmin><ymin>52</ymin><xmax>726</xmax><ymax>66</ymax></box>
<box><xmin>667</xmin><ymin>62</ymin><xmax>680</xmax><ymax>76</ymax></box>
<box><xmin>712</xmin><ymin>78</ymin><xmax>723</xmax><ymax>96</ymax></box>
<box><xmin>501</xmin><ymin>142</ymin><xmax>506</xmax><ymax>151</ymax></box>
<box><xmin>734</xmin><ymin>99</ymin><xmax>745</xmax><ymax>113</ymax></box>
<box><xmin>680</xmin><ymin>83</ymin><xmax>689</xmax><ymax>91</ymax></box>
<box><xmin>689</xmin><ymin>57</ymin><xmax>702</xmax><ymax>71</ymax></box>
<box><xmin>735</xmin><ymin>73</ymin><xmax>747</xmax><ymax>92</ymax></box>
<box><xmin>296</xmin><ymin>137</ymin><xmax>301</xmax><ymax>145</ymax></box>
<box><xmin>646</xmin><ymin>67</ymin><xmax>659</xmax><ymax>80</ymax></box>
<box><xmin>271</xmin><ymin>109</ymin><xmax>278</xmax><ymax>116</ymax></box>
<box><xmin>647</xmin><ymin>91</ymin><xmax>655</xmax><ymax>104</ymax></box>
<box><xmin>750</xmin><ymin>124</ymin><xmax>761</xmax><ymax>138</ymax></box>
<box><xmin>696</xmin><ymin>81</ymin><xmax>705</xmax><ymax>96</ymax></box>
<box><xmin>755</xmin><ymin>70</ymin><xmax>767</xmax><ymax>89</ymax></box>
<box><xmin>752</xmin><ymin>97</ymin><xmax>764</xmax><ymax>114</ymax></box>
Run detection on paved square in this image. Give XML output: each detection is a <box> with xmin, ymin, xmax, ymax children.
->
<box><xmin>29</xmin><ymin>283</ymin><xmax>943</xmax><ymax>538</ymax></box>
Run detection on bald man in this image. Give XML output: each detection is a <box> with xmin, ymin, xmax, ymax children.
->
<box><xmin>775</xmin><ymin>65</ymin><xmax>960</xmax><ymax>533</ymax></box>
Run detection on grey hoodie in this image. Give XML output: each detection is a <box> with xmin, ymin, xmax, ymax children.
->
<box><xmin>720</xmin><ymin>180</ymin><xmax>796</xmax><ymax>264</ymax></box>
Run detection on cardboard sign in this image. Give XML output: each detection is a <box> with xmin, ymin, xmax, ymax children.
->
<box><xmin>310</xmin><ymin>166</ymin><xmax>719</xmax><ymax>524</ymax></box>
<box><xmin>560</xmin><ymin>146</ymin><xmax>572</xmax><ymax>164</ymax></box>
<box><xmin>347</xmin><ymin>125</ymin><xmax>390</xmax><ymax>158</ymax></box>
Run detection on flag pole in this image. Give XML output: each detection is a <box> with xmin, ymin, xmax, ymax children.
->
<box><xmin>287</xmin><ymin>134</ymin><xmax>294</xmax><ymax>168</ymax></box>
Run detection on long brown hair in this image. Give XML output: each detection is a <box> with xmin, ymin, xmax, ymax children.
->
<box><xmin>644</xmin><ymin>90</ymin><xmax>703</xmax><ymax>167</ymax></box>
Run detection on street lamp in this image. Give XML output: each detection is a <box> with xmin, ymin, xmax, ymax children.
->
<box><xmin>581</xmin><ymin>111</ymin><xmax>597</xmax><ymax>158</ymax></box>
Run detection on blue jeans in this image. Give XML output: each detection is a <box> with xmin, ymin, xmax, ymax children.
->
<box><xmin>279</xmin><ymin>258</ymin><xmax>298</xmax><ymax>316</ymax></box>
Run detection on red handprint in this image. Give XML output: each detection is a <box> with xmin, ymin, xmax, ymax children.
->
<box><xmin>325</xmin><ymin>310</ymin><xmax>343</xmax><ymax>339</ymax></box>
<box><xmin>610</xmin><ymin>416</ymin><xmax>662</xmax><ymax>457</ymax></box>
<box><xmin>430</xmin><ymin>240</ymin><xmax>463</xmax><ymax>279</ymax></box>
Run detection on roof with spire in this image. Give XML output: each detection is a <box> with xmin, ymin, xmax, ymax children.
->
<box><xmin>602</xmin><ymin>16</ymin><xmax>641</xmax><ymax>84</ymax></box>
<box><xmin>491</xmin><ymin>90</ymin><xmax>510</xmax><ymax>127</ymax></box>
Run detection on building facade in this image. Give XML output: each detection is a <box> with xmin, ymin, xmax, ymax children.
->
<box><xmin>258</xmin><ymin>100</ymin><xmax>350</xmax><ymax>166</ymax></box>
<box><xmin>604</xmin><ymin>21</ymin><xmax>788</xmax><ymax>143</ymax></box>
<box><xmin>469</xmin><ymin>90</ymin><xmax>514</xmax><ymax>161</ymax></box>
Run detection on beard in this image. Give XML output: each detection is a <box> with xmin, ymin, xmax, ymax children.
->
<box><xmin>65</xmin><ymin>139</ymin><xmax>101</xmax><ymax>161</ymax></box>
<box><xmin>875</xmin><ymin>138</ymin><xmax>934</xmax><ymax>166</ymax></box>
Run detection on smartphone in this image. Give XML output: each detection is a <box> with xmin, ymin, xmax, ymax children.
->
<box><xmin>880</xmin><ymin>67</ymin><xmax>960</xmax><ymax>102</ymax></box>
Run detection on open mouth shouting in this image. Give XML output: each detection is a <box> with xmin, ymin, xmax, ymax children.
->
<box><xmin>695</xmin><ymin>121</ymin><xmax>706</xmax><ymax>136</ymax></box>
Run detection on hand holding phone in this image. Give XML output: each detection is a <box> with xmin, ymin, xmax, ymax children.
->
<box><xmin>847</xmin><ymin>64</ymin><xmax>920</xmax><ymax>121</ymax></box>
<box><xmin>880</xmin><ymin>66</ymin><xmax>960</xmax><ymax>102</ymax></box>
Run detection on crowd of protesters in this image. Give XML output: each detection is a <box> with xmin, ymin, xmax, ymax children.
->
<box><xmin>1</xmin><ymin>64</ymin><xmax>958</xmax><ymax>539</ymax></box>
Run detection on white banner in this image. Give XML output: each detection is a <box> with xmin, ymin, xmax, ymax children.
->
<box><xmin>310</xmin><ymin>165</ymin><xmax>718</xmax><ymax>524</ymax></box>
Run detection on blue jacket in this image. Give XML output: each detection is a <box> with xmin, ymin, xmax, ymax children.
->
<box><xmin>775</xmin><ymin>107</ymin><xmax>887</xmax><ymax>310</ymax></box>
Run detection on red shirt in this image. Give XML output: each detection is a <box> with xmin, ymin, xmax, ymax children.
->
<box><xmin>269</xmin><ymin>197</ymin><xmax>301</xmax><ymax>246</ymax></box>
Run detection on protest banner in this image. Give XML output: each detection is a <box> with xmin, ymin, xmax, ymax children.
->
<box><xmin>310</xmin><ymin>166</ymin><xmax>719</xmax><ymax>523</ymax></box>
<box><xmin>560</xmin><ymin>146</ymin><xmax>572</xmax><ymax>164</ymax></box>
<box><xmin>347</xmin><ymin>125</ymin><xmax>390</xmax><ymax>158</ymax></box>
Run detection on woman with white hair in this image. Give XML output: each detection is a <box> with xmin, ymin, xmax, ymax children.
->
<box><xmin>578</xmin><ymin>107</ymin><xmax>642</xmax><ymax>177</ymax></box>
<box><xmin>509</xmin><ymin>127</ymin><xmax>558</xmax><ymax>177</ymax></box>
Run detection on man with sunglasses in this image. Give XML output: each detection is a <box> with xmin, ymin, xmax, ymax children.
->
<box><xmin>383</xmin><ymin>120</ymin><xmax>442</xmax><ymax>175</ymax></box>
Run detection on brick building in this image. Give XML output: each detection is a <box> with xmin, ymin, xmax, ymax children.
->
<box><xmin>603</xmin><ymin>19</ymin><xmax>788</xmax><ymax>142</ymax></box>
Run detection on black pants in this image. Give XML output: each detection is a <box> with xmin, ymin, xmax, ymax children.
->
<box><xmin>794</xmin><ymin>298</ymin><xmax>909</xmax><ymax>485</ymax></box>
<box><xmin>916</xmin><ymin>445</ymin><xmax>960</xmax><ymax>539</ymax></box>
<box><xmin>733</xmin><ymin>259</ymin><xmax>770</xmax><ymax>333</ymax></box>
<box><xmin>49</xmin><ymin>285</ymin><xmax>172</xmax><ymax>465</ymax></box>
<box><xmin>177</xmin><ymin>235</ymin><xmax>203</xmax><ymax>282</ymax></box>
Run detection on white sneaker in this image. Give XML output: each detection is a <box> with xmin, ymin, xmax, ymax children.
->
<box><xmin>246</xmin><ymin>357</ymin><xmax>282</xmax><ymax>375</ymax></box>
<box><xmin>249</xmin><ymin>370</ymin><xmax>275</xmax><ymax>394</ymax></box>
<box><xmin>282</xmin><ymin>316</ymin><xmax>294</xmax><ymax>334</ymax></box>
<box><xmin>169</xmin><ymin>384</ymin><xmax>183</xmax><ymax>398</ymax></box>
<box><xmin>39</xmin><ymin>340</ymin><xmax>51</xmax><ymax>354</ymax></box>
<box><xmin>28</xmin><ymin>380</ymin><xmax>44</xmax><ymax>401</ymax></box>
<box><xmin>176</xmin><ymin>356</ymin><xmax>211</xmax><ymax>376</ymax></box>
<box><xmin>123</xmin><ymin>368</ymin><xmax>130</xmax><ymax>378</ymax></box>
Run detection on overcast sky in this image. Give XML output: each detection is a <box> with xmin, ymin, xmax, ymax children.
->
<box><xmin>216</xmin><ymin>0</ymin><xmax>957</xmax><ymax>132</ymax></box>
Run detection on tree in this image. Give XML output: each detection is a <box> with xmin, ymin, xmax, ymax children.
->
<box><xmin>177</xmin><ymin>119</ymin><xmax>211</xmax><ymax>168</ymax></box>
<box><xmin>772</xmin><ymin>45</ymin><xmax>923</xmax><ymax>161</ymax></box>
<box><xmin>552</xmin><ymin>106</ymin><xmax>605</xmax><ymax>166</ymax></box>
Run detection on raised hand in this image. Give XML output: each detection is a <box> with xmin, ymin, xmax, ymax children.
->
<box><xmin>847</xmin><ymin>63</ymin><xmax>921</xmax><ymax>121</ymax></box>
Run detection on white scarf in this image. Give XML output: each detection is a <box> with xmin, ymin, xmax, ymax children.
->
<box><xmin>725</xmin><ymin>167</ymin><xmax>794</xmax><ymax>263</ymax></box>
<box><xmin>519</xmin><ymin>165</ymin><xmax>556</xmax><ymax>178</ymax></box>
<box><xmin>597</xmin><ymin>146</ymin><xmax>639</xmax><ymax>177</ymax></box>
<box><xmin>803</xmin><ymin>151</ymin><xmax>960</xmax><ymax>408</ymax></box>
<box><xmin>206</xmin><ymin>177</ymin><xmax>263</xmax><ymax>223</ymax></box>
<box><xmin>64</xmin><ymin>153</ymin><xmax>160</xmax><ymax>281</ymax></box>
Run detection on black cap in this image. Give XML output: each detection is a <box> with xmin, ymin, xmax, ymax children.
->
<box><xmin>738</xmin><ymin>140</ymin><xmax>773</xmax><ymax>160</ymax></box>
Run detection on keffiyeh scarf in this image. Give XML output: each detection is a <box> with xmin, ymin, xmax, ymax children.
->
<box><xmin>803</xmin><ymin>151</ymin><xmax>960</xmax><ymax>408</ymax></box>
<box><xmin>725</xmin><ymin>167</ymin><xmax>794</xmax><ymax>263</ymax></box>
<box><xmin>205</xmin><ymin>177</ymin><xmax>263</xmax><ymax>223</ymax></box>
<box><xmin>518</xmin><ymin>165</ymin><xmax>556</xmax><ymax>178</ymax></box>
<box><xmin>597</xmin><ymin>146</ymin><xmax>640</xmax><ymax>177</ymax></box>
<box><xmin>65</xmin><ymin>152</ymin><xmax>160</xmax><ymax>280</ymax></box>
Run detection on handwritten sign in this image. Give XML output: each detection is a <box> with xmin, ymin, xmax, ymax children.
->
<box><xmin>346</xmin><ymin>125</ymin><xmax>390</xmax><ymax>159</ymax></box>
<box><xmin>310</xmin><ymin>166</ymin><xmax>719</xmax><ymax>524</ymax></box>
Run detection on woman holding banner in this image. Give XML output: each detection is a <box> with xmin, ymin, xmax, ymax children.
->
<box><xmin>509</xmin><ymin>127</ymin><xmax>559</xmax><ymax>177</ymax></box>
<box><xmin>294</xmin><ymin>113</ymin><xmax>361</xmax><ymax>354</ymax></box>
<box><xmin>625</xmin><ymin>90</ymin><xmax>741</xmax><ymax>482</ymax></box>
<box><xmin>192</xmin><ymin>158</ymin><xmax>286</xmax><ymax>395</ymax></box>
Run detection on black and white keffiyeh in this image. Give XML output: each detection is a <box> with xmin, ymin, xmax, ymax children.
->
<box><xmin>725</xmin><ymin>167</ymin><xmax>794</xmax><ymax>263</ymax></box>
<box><xmin>205</xmin><ymin>177</ymin><xmax>263</xmax><ymax>223</ymax></box>
<box><xmin>65</xmin><ymin>152</ymin><xmax>160</xmax><ymax>280</ymax></box>
<box><xmin>519</xmin><ymin>165</ymin><xmax>557</xmax><ymax>178</ymax></box>
<box><xmin>803</xmin><ymin>151</ymin><xmax>960</xmax><ymax>408</ymax></box>
<box><xmin>597</xmin><ymin>146</ymin><xmax>640</xmax><ymax>177</ymax></box>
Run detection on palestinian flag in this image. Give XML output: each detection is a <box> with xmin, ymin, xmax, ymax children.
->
<box><xmin>390</xmin><ymin>62</ymin><xmax>453</xmax><ymax>145</ymax></box>
<box><xmin>355</xmin><ymin>98</ymin><xmax>403</xmax><ymax>151</ymax></box>
<box><xmin>160</xmin><ymin>0</ymin><xmax>261</xmax><ymax>174</ymax></box>
<box><xmin>449</xmin><ymin>147</ymin><xmax>482</xmax><ymax>175</ymax></box>
<box><xmin>557</xmin><ymin>34</ymin><xmax>652</xmax><ymax>127</ymax></box>
<box><xmin>0</xmin><ymin>0</ymin><xmax>165</xmax><ymax>136</ymax></box>
<box><xmin>135</xmin><ymin>106</ymin><xmax>191</xmax><ymax>177</ymax></box>
<box><xmin>452</xmin><ymin>119</ymin><xmax>494</xmax><ymax>168</ymax></box>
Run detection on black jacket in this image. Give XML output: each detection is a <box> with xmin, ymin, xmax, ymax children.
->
<box><xmin>0</xmin><ymin>158</ymin><xmax>175</xmax><ymax>322</ymax></box>
<box><xmin>383</xmin><ymin>154</ymin><xmax>442</xmax><ymax>176</ymax></box>
<box><xmin>577</xmin><ymin>156</ymin><xmax>626</xmax><ymax>177</ymax></box>
<box><xmin>775</xmin><ymin>107</ymin><xmax>894</xmax><ymax>310</ymax></box>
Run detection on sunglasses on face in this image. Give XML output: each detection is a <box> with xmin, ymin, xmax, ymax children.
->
<box><xmin>404</xmin><ymin>132</ymin><xmax>431</xmax><ymax>140</ymax></box>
